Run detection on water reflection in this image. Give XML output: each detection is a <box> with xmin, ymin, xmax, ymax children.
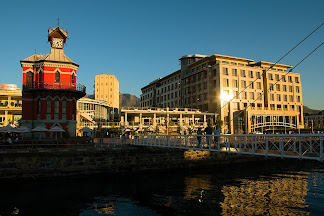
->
<box><xmin>1</xmin><ymin>163</ymin><xmax>324</xmax><ymax>215</ymax></box>
<box><xmin>220</xmin><ymin>172</ymin><xmax>309</xmax><ymax>215</ymax></box>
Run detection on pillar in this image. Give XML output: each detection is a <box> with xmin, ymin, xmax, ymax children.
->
<box><xmin>125</xmin><ymin>112</ymin><xmax>128</xmax><ymax>127</ymax></box>
<box><xmin>203</xmin><ymin>114</ymin><xmax>207</xmax><ymax>127</ymax></box>
<box><xmin>179</xmin><ymin>114</ymin><xmax>183</xmax><ymax>126</ymax></box>
<box><xmin>139</xmin><ymin>113</ymin><xmax>143</xmax><ymax>129</ymax></box>
<box><xmin>153</xmin><ymin>113</ymin><xmax>156</xmax><ymax>127</ymax></box>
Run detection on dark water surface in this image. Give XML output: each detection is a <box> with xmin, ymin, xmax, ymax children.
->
<box><xmin>1</xmin><ymin>160</ymin><xmax>324</xmax><ymax>215</ymax></box>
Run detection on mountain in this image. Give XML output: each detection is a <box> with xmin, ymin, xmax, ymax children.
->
<box><xmin>120</xmin><ymin>93</ymin><xmax>140</xmax><ymax>108</ymax></box>
<box><xmin>303</xmin><ymin>106</ymin><xmax>323</xmax><ymax>115</ymax></box>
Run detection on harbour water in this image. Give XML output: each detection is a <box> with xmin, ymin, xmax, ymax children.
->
<box><xmin>0</xmin><ymin>160</ymin><xmax>324</xmax><ymax>215</ymax></box>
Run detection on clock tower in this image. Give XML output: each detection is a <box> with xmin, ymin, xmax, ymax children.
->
<box><xmin>20</xmin><ymin>25</ymin><xmax>86</xmax><ymax>138</ymax></box>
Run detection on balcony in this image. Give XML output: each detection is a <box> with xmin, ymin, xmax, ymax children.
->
<box><xmin>23</xmin><ymin>81</ymin><xmax>86</xmax><ymax>94</ymax></box>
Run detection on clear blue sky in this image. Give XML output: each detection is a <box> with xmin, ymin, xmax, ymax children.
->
<box><xmin>0</xmin><ymin>0</ymin><xmax>324</xmax><ymax>109</ymax></box>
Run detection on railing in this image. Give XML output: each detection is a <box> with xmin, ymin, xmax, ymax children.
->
<box><xmin>23</xmin><ymin>81</ymin><xmax>86</xmax><ymax>93</ymax></box>
<box><xmin>131</xmin><ymin>134</ymin><xmax>324</xmax><ymax>161</ymax></box>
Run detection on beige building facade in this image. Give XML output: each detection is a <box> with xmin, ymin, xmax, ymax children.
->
<box><xmin>141</xmin><ymin>70</ymin><xmax>181</xmax><ymax>108</ymax></box>
<box><xmin>95</xmin><ymin>74</ymin><xmax>119</xmax><ymax>109</ymax></box>
<box><xmin>0</xmin><ymin>84</ymin><xmax>22</xmax><ymax>126</ymax></box>
<box><xmin>141</xmin><ymin>54</ymin><xmax>304</xmax><ymax>134</ymax></box>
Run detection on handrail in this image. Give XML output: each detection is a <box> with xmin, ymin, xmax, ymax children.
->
<box><xmin>23</xmin><ymin>81</ymin><xmax>86</xmax><ymax>93</ymax></box>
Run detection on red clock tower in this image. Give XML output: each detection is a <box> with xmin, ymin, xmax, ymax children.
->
<box><xmin>20</xmin><ymin>25</ymin><xmax>86</xmax><ymax>137</ymax></box>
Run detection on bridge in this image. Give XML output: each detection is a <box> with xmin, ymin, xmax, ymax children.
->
<box><xmin>131</xmin><ymin>134</ymin><xmax>324</xmax><ymax>161</ymax></box>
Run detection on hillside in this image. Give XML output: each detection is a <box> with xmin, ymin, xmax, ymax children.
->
<box><xmin>120</xmin><ymin>93</ymin><xmax>140</xmax><ymax>108</ymax></box>
<box><xmin>303</xmin><ymin>106</ymin><xmax>322</xmax><ymax>115</ymax></box>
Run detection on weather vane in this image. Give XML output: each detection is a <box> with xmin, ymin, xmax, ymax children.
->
<box><xmin>57</xmin><ymin>17</ymin><xmax>60</xmax><ymax>27</ymax></box>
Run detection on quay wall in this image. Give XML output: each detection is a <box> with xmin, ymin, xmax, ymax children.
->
<box><xmin>0</xmin><ymin>146</ymin><xmax>264</xmax><ymax>180</ymax></box>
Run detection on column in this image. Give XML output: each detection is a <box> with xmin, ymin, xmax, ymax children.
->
<box><xmin>179</xmin><ymin>114</ymin><xmax>183</xmax><ymax>127</ymax></box>
<box><xmin>139</xmin><ymin>113</ymin><xmax>143</xmax><ymax>129</ymax></box>
<box><xmin>192</xmin><ymin>114</ymin><xmax>195</xmax><ymax>127</ymax></box>
<box><xmin>8</xmin><ymin>96</ymin><xmax>11</xmax><ymax>107</ymax></box>
<box><xmin>125</xmin><ymin>112</ymin><xmax>128</xmax><ymax>127</ymax></box>
<box><xmin>5</xmin><ymin>110</ymin><xmax>8</xmax><ymax>125</ymax></box>
<box><xmin>203</xmin><ymin>114</ymin><xmax>207</xmax><ymax>128</ymax></box>
<box><xmin>153</xmin><ymin>113</ymin><xmax>156</xmax><ymax>127</ymax></box>
<box><xmin>229</xmin><ymin>102</ymin><xmax>234</xmax><ymax>134</ymax></box>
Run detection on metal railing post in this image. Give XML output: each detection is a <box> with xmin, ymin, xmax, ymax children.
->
<box><xmin>265</xmin><ymin>137</ymin><xmax>269</xmax><ymax>158</ymax></box>
<box><xmin>299</xmin><ymin>137</ymin><xmax>302</xmax><ymax>159</ymax></box>
<box><xmin>320</xmin><ymin>136</ymin><xmax>323</xmax><ymax>162</ymax></box>
<box><xmin>280</xmin><ymin>137</ymin><xmax>284</xmax><ymax>158</ymax></box>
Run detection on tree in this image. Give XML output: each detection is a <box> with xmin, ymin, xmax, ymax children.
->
<box><xmin>215</xmin><ymin>115</ymin><xmax>223</xmax><ymax>129</ymax></box>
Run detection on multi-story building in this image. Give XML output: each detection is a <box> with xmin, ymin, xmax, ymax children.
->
<box><xmin>95</xmin><ymin>74</ymin><xmax>119</xmax><ymax>109</ymax></box>
<box><xmin>20</xmin><ymin>25</ymin><xmax>86</xmax><ymax>137</ymax></box>
<box><xmin>304</xmin><ymin>112</ymin><xmax>324</xmax><ymax>129</ymax></box>
<box><xmin>0</xmin><ymin>84</ymin><xmax>22</xmax><ymax>126</ymax></box>
<box><xmin>76</xmin><ymin>97</ymin><xmax>113</xmax><ymax>130</ymax></box>
<box><xmin>142</xmin><ymin>53</ymin><xmax>304</xmax><ymax>134</ymax></box>
<box><xmin>141</xmin><ymin>70</ymin><xmax>181</xmax><ymax>108</ymax></box>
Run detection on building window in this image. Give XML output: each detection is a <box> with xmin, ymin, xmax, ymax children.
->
<box><xmin>284</xmin><ymin>95</ymin><xmax>287</xmax><ymax>102</ymax></box>
<box><xmin>249</xmin><ymin>71</ymin><xmax>254</xmax><ymax>78</ymax></box>
<box><xmin>62</xmin><ymin>99</ymin><xmax>67</xmax><ymax>114</ymax></box>
<box><xmin>289</xmin><ymin>86</ymin><xmax>293</xmax><ymax>92</ymax></box>
<box><xmin>280</xmin><ymin>76</ymin><xmax>285</xmax><ymax>83</ymax></box>
<box><xmin>269</xmin><ymin>83</ymin><xmax>274</xmax><ymax>91</ymax></box>
<box><xmin>288</xmin><ymin>76</ymin><xmax>292</xmax><ymax>82</ymax></box>
<box><xmin>257</xmin><ymin>82</ymin><xmax>261</xmax><ymax>89</ymax></box>
<box><xmin>55</xmin><ymin>71</ymin><xmax>60</xmax><ymax>83</ymax></box>
<box><xmin>47</xmin><ymin>99</ymin><xmax>51</xmax><ymax>114</ymax></box>
<box><xmin>39</xmin><ymin>71</ymin><xmax>43</xmax><ymax>84</ymax></box>
<box><xmin>270</xmin><ymin>94</ymin><xmax>274</xmax><ymax>101</ymax></box>
<box><xmin>223</xmin><ymin>78</ymin><xmax>229</xmax><ymax>87</ymax></box>
<box><xmin>295</xmin><ymin>77</ymin><xmax>299</xmax><ymax>83</ymax></box>
<box><xmin>256</xmin><ymin>72</ymin><xmax>261</xmax><ymax>79</ymax></box>
<box><xmin>250</xmin><ymin>92</ymin><xmax>254</xmax><ymax>100</ymax></box>
<box><xmin>276</xmin><ymin>84</ymin><xmax>280</xmax><ymax>91</ymax></box>
<box><xmin>297</xmin><ymin>95</ymin><xmax>301</xmax><ymax>102</ymax></box>
<box><xmin>72</xmin><ymin>74</ymin><xmax>75</xmax><ymax>85</ymax></box>
<box><xmin>249</xmin><ymin>81</ymin><xmax>254</xmax><ymax>89</ymax></box>
<box><xmin>223</xmin><ymin>67</ymin><xmax>228</xmax><ymax>75</ymax></box>
<box><xmin>241</xmin><ymin>80</ymin><xmax>246</xmax><ymax>88</ymax></box>
<box><xmin>241</xmin><ymin>70</ymin><xmax>246</xmax><ymax>77</ymax></box>
<box><xmin>26</xmin><ymin>71</ymin><xmax>34</xmax><ymax>84</ymax></box>
<box><xmin>54</xmin><ymin>99</ymin><xmax>59</xmax><ymax>114</ymax></box>
<box><xmin>232</xmin><ymin>69</ymin><xmax>237</xmax><ymax>76</ymax></box>
<box><xmin>268</xmin><ymin>73</ymin><xmax>273</xmax><ymax>80</ymax></box>
<box><xmin>289</xmin><ymin>95</ymin><xmax>294</xmax><ymax>102</ymax></box>
<box><xmin>277</xmin><ymin>94</ymin><xmax>281</xmax><ymax>101</ymax></box>
<box><xmin>296</xmin><ymin>86</ymin><xmax>300</xmax><ymax>93</ymax></box>
<box><xmin>275</xmin><ymin>74</ymin><xmax>280</xmax><ymax>81</ymax></box>
<box><xmin>283</xmin><ymin>85</ymin><xmax>287</xmax><ymax>92</ymax></box>
<box><xmin>232</xmin><ymin>79</ymin><xmax>238</xmax><ymax>88</ymax></box>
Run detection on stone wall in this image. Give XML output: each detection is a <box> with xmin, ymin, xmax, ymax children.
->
<box><xmin>0</xmin><ymin>146</ymin><xmax>263</xmax><ymax>180</ymax></box>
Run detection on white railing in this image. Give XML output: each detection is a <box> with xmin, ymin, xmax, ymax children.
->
<box><xmin>131</xmin><ymin>134</ymin><xmax>324</xmax><ymax>161</ymax></box>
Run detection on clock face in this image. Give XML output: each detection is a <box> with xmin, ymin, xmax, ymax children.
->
<box><xmin>52</xmin><ymin>38</ymin><xmax>63</xmax><ymax>48</ymax></box>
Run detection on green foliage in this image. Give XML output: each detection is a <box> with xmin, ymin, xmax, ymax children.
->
<box><xmin>215</xmin><ymin>115</ymin><xmax>223</xmax><ymax>129</ymax></box>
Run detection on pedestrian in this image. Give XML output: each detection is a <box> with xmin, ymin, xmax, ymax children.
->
<box><xmin>204</xmin><ymin>124</ymin><xmax>213</xmax><ymax>146</ymax></box>
<box><xmin>197</xmin><ymin>128</ymin><xmax>202</xmax><ymax>147</ymax></box>
<box><xmin>214</xmin><ymin>126</ymin><xmax>221</xmax><ymax>143</ymax></box>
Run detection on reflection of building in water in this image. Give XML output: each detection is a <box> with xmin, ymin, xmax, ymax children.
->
<box><xmin>220</xmin><ymin>172</ymin><xmax>309</xmax><ymax>215</ymax></box>
<box><xmin>184</xmin><ymin>175</ymin><xmax>212</xmax><ymax>200</ymax></box>
<box><xmin>92</xmin><ymin>202</ymin><xmax>115</xmax><ymax>214</ymax></box>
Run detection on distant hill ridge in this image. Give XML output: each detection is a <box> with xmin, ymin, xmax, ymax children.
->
<box><xmin>120</xmin><ymin>93</ymin><xmax>140</xmax><ymax>108</ymax></box>
<box><xmin>303</xmin><ymin>106</ymin><xmax>323</xmax><ymax>115</ymax></box>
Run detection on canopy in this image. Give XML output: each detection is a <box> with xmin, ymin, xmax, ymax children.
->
<box><xmin>79</xmin><ymin>127</ymin><xmax>93</xmax><ymax>133</ymax></box>
<box><xmin>32</xmin><ymin>126</ymin><xmax>48</xmax><ymax>132</ymax></box>
<box><xmin>0</xmin><ymin>124</ymin><xmax>16</xmax><ymax>133</ymax></box>
<box><xmin>48</xmin><ymin>126</ymin><xmax>65</xmax><ymax>132</ymax></box>
<box><xmin>13</xmin><ymin>126</ymin><xmax>31</xmax><ymax>133</ymax></box>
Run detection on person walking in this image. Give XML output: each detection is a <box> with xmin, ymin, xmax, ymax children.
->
<box><xmin>214</xmin><ymin>126</ymin><xmax>221</xmax><ymax>143</ymax></box>
<box><xmin>204</xmin><ymin>124</ymin><xmax>213</xmax><ymax>147</ymax></box>
<box><xmin>197</xmin><ymin>128</ymin><xmax>202</xmax><ymax>147</ymax></box>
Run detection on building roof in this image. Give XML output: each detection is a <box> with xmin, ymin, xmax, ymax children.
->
<box><xmin>141</xmin><ymin>70</ymin><xmax>181</xmax><ymax>91</ymax></box>
<box><xmin>250</xmin><ymin>61</ymin><xmax>292</xmax><ymax>69</ymax></box>
<box><xmin>179</xmin><ymin>54</ymin><xmax>208</xmax><ymax>60</ymax></box>
<box><xmin>20</xmin><ymin>52</ymin><xmax>78</xmax><ymax>66</ymax></box>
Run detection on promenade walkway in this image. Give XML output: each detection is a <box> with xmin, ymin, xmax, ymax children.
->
<box><xmin>131</xmin><ymin>134</ymin><xmax>324</xmax><ymax>161</ymax></box>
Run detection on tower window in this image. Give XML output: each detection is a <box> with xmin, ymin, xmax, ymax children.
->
<box><xmin>72</xmin><ymin>74</ymin><xmax>75</xmax><ymax>85</ymax></box>
<box><xmin>26</xmin><ymin>71</ymin><xmax>34</xmax><ymax>84</ymax></box>
<box><xmin>39</xmin><ymin>71</ymin><xmax>43</xmax><ymax>84</ymax></box>
<box><xmin>55</xmin><ymin>71</ymin><xmax>60</xmax><ymax>83</ymax></box>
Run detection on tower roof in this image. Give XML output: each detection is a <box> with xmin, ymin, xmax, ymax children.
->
<box><xmin>48</xmin><ymin>26</ymin><xmax>68</xmax><ymax>43</ymax></box>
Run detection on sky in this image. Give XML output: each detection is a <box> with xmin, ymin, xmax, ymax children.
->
<box><xmin>0</xmin><ymin>0</ymin><xmax>324</xmax><ymax>109</ymax></box>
